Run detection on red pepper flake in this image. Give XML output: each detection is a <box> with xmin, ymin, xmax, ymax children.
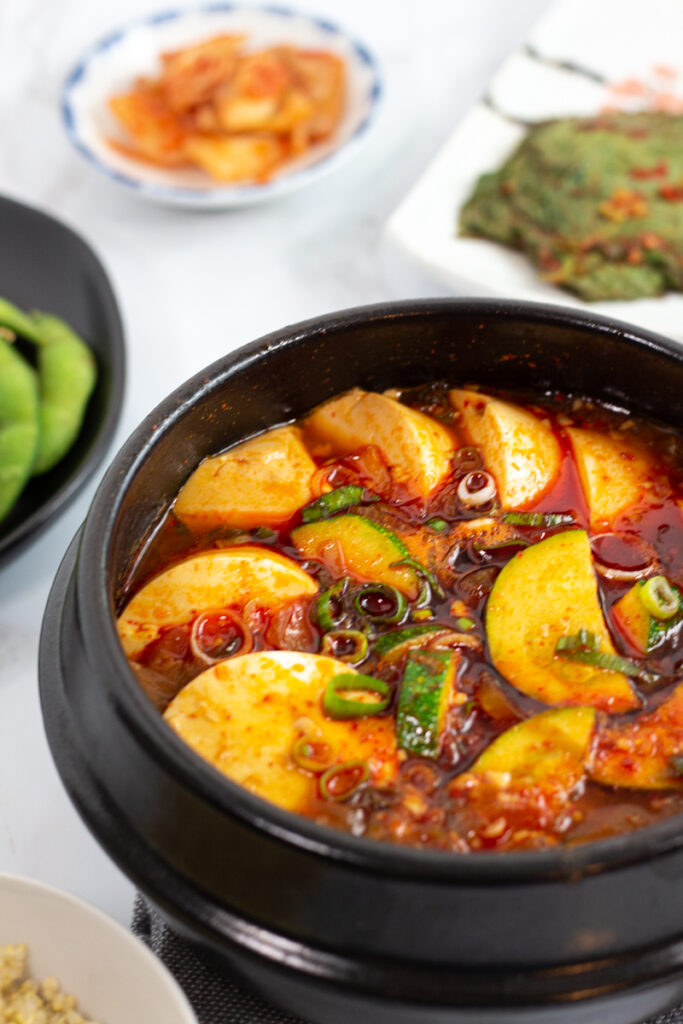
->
<box><xmin>641</xmin><ymin>231</ymin><xmax>664</xmax><ymax>250</ymax></box>
<box><xmin>631</xmin><ymin>161</ymin><xmax>668</xmax><ymax>180</ymax></box>
<box><xmin>599</xmin><ymin>188</ymin><xmax>649</xmax><ymax>222</ymax></box>
<box><xmin>659</xmin><ymin>183</ymin><xmax>683</xmax><ymax>201</ymax></box>
<box><xmin>611</xmin><ymin>77</ymin><xmax>649</xmax><ymax>97</ymax></box>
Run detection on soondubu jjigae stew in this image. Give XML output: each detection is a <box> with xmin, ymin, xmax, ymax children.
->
<box><xmin>116</xmin><ymin>384</ymin><xmax>683</xmax><ymax>852</ymax></box>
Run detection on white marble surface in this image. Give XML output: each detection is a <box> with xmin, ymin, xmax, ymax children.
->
<box><xmin>0</xmin><ymin>0</ymin><xmax>550</xmax><ymax>925</ymax></box>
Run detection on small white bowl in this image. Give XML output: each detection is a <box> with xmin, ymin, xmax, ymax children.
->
<box><xmin>0</xmin><ymin>873</ymin><xmax>197</xmax><ymax>1024</ymax></box>
<box><xmin>62</xmin><ymin>4</ymin><xmax>382</xmax><ymax>208</ymax></box>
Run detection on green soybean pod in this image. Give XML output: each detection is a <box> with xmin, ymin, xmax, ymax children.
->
<box><xmin>0</xmin><ymin>338</ymin><xmax>39</xmax><ymax>523</ymax></box>
<box><xmin>30</xmin><ymin>311</ymin><xmax>97</xmax><ymax>475</ymax></box>
<box><xmin>0</xmin><ymin>296</ymin><xmax>44</xmax><ymax>343</ymax></box>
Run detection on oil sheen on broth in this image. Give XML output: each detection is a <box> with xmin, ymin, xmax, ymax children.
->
<box><xmin>115</xmin><ymin>383</ymin><xmax>683</xmax><ymax>853</ymax></box>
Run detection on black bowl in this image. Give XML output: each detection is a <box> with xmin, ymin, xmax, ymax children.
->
<box><xmin>39</xmin><ymin>300</ymin><xmax>683</xmax><ymax>1024</ymax></box>
<box><xmin>0</xmin><ymin>195</ymin><xmax>125</xmax><ymax>565</ymax></box>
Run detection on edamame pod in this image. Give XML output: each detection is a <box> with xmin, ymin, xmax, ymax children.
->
<box><xmin>0</xmin><ymin>296</ymin><xmax>44</xmax><ymax>344</ymax></box>
<box><xmin>30</xmin><ymin>312</ymin><xmax>97</xmax><ymax>475</ymax></box>
<box><xmin>0</xmin><ymin>338</ymin><xmax>39</xmax><ymax>523</ymax></box>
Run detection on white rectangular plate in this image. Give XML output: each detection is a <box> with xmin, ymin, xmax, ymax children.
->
<box><xmin>387</xmin><ymin>0</ymin><xmax>683</xmax><ymax>340</ymax></box>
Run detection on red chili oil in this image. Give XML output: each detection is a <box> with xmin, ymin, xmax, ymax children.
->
<box><xmin>119</xmin><ymin>384</ymin><xmax>683</xmax><ymax>852</ymax></box>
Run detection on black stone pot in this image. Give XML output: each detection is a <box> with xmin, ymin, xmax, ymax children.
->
<box><xmin>39</xmin><ymin>300</ymin><xmax>683</xmax><ymax>1024</ymax></box>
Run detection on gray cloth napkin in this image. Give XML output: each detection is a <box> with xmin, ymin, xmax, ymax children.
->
<box><xmin>132</xmin><ymin>896</ymin><xmax>682</xmax><ymax>1024</ymax></box>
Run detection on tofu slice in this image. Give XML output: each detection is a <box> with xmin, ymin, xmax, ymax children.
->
<box><xmin>566</xmin><ymin>427</ymin><xmax>662</xmax><ymax>529</ymax></box>
<box><xmin>164</xmin><ymin>651</ymin><xmax>398</xmax><ymax>811</ymax></box>
<box><xmin>118</xmin><ymin>546</ymin><xmax>317</xmax><ymax>658</ymax></box>
<box><xmin>450</xmin><ymin>390</ymin><xmax>561</xmax><ymax>509</ymax></box>
<box><xmin>305</xmin><ymin>388</ymin><xmax>454</xmax><ymax>500</ymax></box>
<box><xmin>174</xmin><ymin>425</ymin><xmax>318</xmax><ymax>532</ymax></box>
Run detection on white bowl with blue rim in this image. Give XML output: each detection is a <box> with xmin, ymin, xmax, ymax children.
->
<box><xmin>62</xmin><ymin>4</ymin><xmax>382</xmax><ymax>209</ymax></box>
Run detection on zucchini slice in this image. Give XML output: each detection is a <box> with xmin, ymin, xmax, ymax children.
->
<box><xmin>374</xmin><ymin>624</ymin><xmax>451</xmax><ymax>660</ymax></box>
<box><xmin>471</xmin><ymin>706</ymin><xmax>596</xmax><ymax>789</ymax></box>
<box><xmin>291</xmin><ymin>513</ymin><xmax>420</xmax><ymax>598</ymax></box>
<box><xmin>396</xmin><ymin>650</ymin><xmax>456</xmax><ymax>758</ymax></box>
<box><xmin>486</xmin><ymin>530</ymin><xmax>638</xmax><ymax>713</ymax></box>
<box><xmin>612</xmin><ymin>578</ymin><xmax>683</xmax><ymax>654</ymax></box>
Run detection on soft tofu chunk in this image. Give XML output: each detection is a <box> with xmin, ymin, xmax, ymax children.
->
<box><xmin>174</xmin><ymin>425</ymin><xmax>318</xmax><ymax>532</ymax></box>
<box><xmin>305</xmin><ymin>388</ymin><xmax>454</xmax><ymax>499</ymax></box>
<box><xmin>566</xmin><ymin>427</ymin><xmax>661</xmax><ymax>529</ymax></box>
<box><xmin>164</xmin><ymin>651</ymin><xmax>398</xmax><ymax>811</ymax></box>
<box><xmin>117</xmin><ymin>546</ymin><xmax>317</xmax><ymax>657</ymax></box>
<box><xmin>450</xmin><ymin>390</ymin><xmax>561</xmax><ymax>510</ymax></box>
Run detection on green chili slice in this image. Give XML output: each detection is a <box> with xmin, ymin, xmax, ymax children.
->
<box><xmin>254</xmin><ymin>526</ymin><xmax>277</xmax><ymax>541</ymax></box>
<box><xmin>640</xmin><ymin>576</ymin><xmax>680</xmax><ymax>620</ymax></box>
<box><xmin>425</xmin><ymin>517</ymin><xmax>449</xmax><ymax>533</ymax></box>
<box><xmin>319</xmin><ymin>760</ymin><xmax>370</xmax><ymax>801</ymax></box>
<box><xmin>301</xmin><ymin>485</ymin><xmax>376</xmax><ymax>523</ymax></box>
<box><xmin>321</xmin><ymin>629</ymin><xmax>369</xmax><ymax>664</ymax></box>
<box><xmin>503</xmin><ymin>512</ymin><xmax>575</xmax><ymax>528</ymax></box>
<box><xmin>314</xmin><ymin>579</ymin><xmax>348</xmax><ymax>632</ymax></box>
<box><xmin>354</xmin><ymin>583</ymin><xmax>407</xmax><ymax>623</ymax></box>
<box><xmin>454</xmin><ymin>616</ymin><xmax>476</xmax><ymax>632</ymax></box>
<box><xmin>323</xmin><ymin>673</ymin><xmax>391</xmax><ymax>719</ymax></box>
<box><xmin>291</xmin><ymin>736</ymin><xmax>335</xmax><ymax>773</ymax></box>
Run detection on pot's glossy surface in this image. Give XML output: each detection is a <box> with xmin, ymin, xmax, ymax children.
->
<box><xmin>40</xmin><ymin>300</ymin><xmax>683</xmax><ymax>1023</ymax></box>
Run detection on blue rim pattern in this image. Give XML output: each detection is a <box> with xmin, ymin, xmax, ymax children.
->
<box><xmin>61</xmin><ymin>4</ymin><xmax>383</xmax><ymax>203</ymax></box>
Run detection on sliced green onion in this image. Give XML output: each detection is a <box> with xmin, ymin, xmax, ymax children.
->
<box><xmin>555</xmin><ymin>629</ymin><xmax>600</xmax><ymax>654</ymax></box>
<box><xmin>354</xmin><ymin>583</ymin><xmax>407</xmax><ymax>623</ymax></box>
<box><xmin>473</xmin><ymin>537</ymin><xmax>530</xmax><ymax>552</ymax></box>
<box><xmin>415</xmin><ymin>576</ymin><xmax>433</xmax><ymax>608</ymax></box>
<box><xmin>391</xmin><ymin>555</ymin><xmax>445</xmax><ymax>599</ymax></box>
<box><xmin>555</xmin><ymin>647</ymin><xmax>642</xmax><ymax>676</ymax></box>
<box><xmin>254</xmin><ymin>526</ymin><xmax>278</xmax><ymax>540</ymax></box>
<box><xmin>321</xmin><ymin>629</ymin><xmax>369</xmax><ymax>664</ymax></box>
<box><xmin>554</xmin><ymin>635</ymin><xmax>656</xmax><ymax>681</ymax></box>
<box><xmin>319</xmin><ymin>760</ymin><xmax>370</xmax><ymax>801</ymax></box>
<box><xmin>291</xmin><ymin>736</ymin><xmax>335</xmax><ymax>773</ymax></box>
<box><xmin>412</xmin><ymin>608</ymin><xmax>434</xmax><ymax>622</ymax></box>
<box><xmin>454</xmin><ymin>616</ymin><xmax>475</xmax><ymax>632</ymax></box>
<box><xmin>640</xmin><ymin>576</ymin><xmax>680</xmax><ymax>620</ymax></box>
<box><xmin>668</xmin><ymin>755</ymin><xmax>683</xmax><ymax>778</ymax></box>
<box><xmin>425</xmin><ymin>517</ymin><xmax>449</xmax><ymax>533</ymax></box>
<box><xmin>314</xmin><ymin>579</ymin><xmax>348</xmax><ymax>632</ymax></box>
<box><xmin>301</xmin><ymin>485</ymin><xmax>376</xmax><ymax>523</ymax></box>
<box><xmin>503</xmin><ymin>512</ymin><xmax>575</xmax><ymax>528</ymax></box>
<box><xmin>323</xmin><ymin>673</ymin><xmax>391</xmax><ymax>719</ymax></box>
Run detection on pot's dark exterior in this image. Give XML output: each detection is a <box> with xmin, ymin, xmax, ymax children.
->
<box><xmin>39</xmin><ymin>300</ymin><xmax>683</xmax><ymax>1023</ymax></box>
